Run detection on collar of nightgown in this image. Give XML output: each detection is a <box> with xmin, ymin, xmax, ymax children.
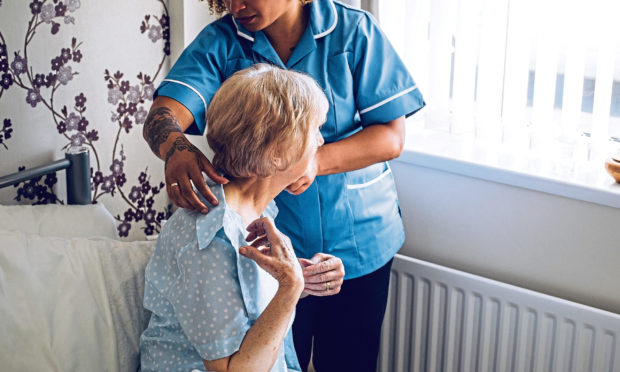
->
<box><xmin>195</xmin><ymin>178</ymin><xmax>280</xmax><ymax>323</ymax></box>
<box><xmin>195</xmin><ymin>178</ymin><xmax>278</xmax><ymax>250</ymax></box>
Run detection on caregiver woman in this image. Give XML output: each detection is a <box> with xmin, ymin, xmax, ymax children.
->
<box><xmin>142</xmin><ymin>0</ymin><xmax>425</xmax><ymax>370</ymax></box>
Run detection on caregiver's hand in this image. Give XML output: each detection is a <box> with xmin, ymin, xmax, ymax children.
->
<box><xmin>144</xmin><ymin>97</ymin><xmax>228</xmax><ymax>214</ymax></box>
<box><xmin>163</xmin><ymin>136</ymin><xmax>228</xmax><ymax>213</ymax></box>
<box><xmin>240</xmin><ymin>218</ymin><xmax>304</xmax><ymax>291</ymax></box>
<box><xmin>300</xmin><ymin>253</ymin><xmax>345</xmax><ymax>296</ymax></box>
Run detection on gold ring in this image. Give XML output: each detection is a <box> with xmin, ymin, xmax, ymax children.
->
<box><xmin>325</xmin><ymin>281</ymin><xmax>331</xmax><ymax>291</ymax></box>
<box><xmin>170</xmin><ymin>182</ymin><xmax>179</xmax><ymax>188</ymax></box>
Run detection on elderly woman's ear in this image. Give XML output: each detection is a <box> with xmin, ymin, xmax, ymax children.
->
<box><xmin>272</xmin><ymin>156</ymin><xmax>284</xmax><ymax>170</ymax></box>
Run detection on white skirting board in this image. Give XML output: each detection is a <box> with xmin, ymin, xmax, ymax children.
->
<box><xmin>378</xmin><ymin>254</ymin><xmax>620</xmax><ymax>372</ymax></box>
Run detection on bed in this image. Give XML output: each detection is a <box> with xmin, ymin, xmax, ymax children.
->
<box><xmin>0</xmin><ymin>147</ymin><xmax>155</xmax><ymax>371</ymax></box>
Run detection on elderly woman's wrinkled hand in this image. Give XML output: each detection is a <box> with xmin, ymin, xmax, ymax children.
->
<box><xmin>299</xmin><ymin>253</ymin><xmax>345</xmax><ymax>296</ymax></box>
<box><xmin>239</xmin><ymin>217</ymin><xmax>304</xmax><ymax>292</ymax></box>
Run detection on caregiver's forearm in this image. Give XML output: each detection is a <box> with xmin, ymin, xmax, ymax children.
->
<box><xmin>316</xmin><ymin>116</ymin><xmax>405</xmax><ymax>176</ymax></box>
<box><xmin>202</xmin><ymin>284</ymin><xmax>302</xmax><ymax>372</ymax></box>
<box><xmin>143</xmin><ymin>96</ymin><xmax>194</xmax><ymax>159</ymax></box>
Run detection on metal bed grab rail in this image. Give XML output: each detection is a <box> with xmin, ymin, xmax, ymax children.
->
<box><xmin>0</xmin><ymin>147</ymin><xmax>91</xmax><ymax>205</ymax></box>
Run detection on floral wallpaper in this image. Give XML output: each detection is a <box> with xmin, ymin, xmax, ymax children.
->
<box><xmin>0</xmin><ymin>0</ymin><xmax>174</xmax><ymax>240</ymax></box>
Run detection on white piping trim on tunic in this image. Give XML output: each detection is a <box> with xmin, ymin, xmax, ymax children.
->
<box><xmin>233</xmin><ymin>19</ymin><xmax>255</xmax><ymax>42</ymax></box>
<box><xmin>359</xmin><ymin>85</ymin><xmax>417</xmax><ymax>115</ymax></box>
<box><xmin>346</xmin><ymin>168</ymin><xmax>391</xmax><ymax>190</ymax></box>
<box><xmin>162</xmin><ymin>79</ymin><xmax>208</xmax><ymax>116</ymax></box>
<box><xmin>314</xmin><ymin>0</ymin><xmax>338</xmax><ymax>39</ymax></box>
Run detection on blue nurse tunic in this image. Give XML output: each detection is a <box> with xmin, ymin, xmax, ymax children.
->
<box><xmin>155</xmin><ymin>0</ymin><xmax>425</xmax><ymax>279</ymax></box>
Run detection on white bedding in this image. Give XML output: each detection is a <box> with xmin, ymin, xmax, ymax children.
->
<box><xmin>0</xmin><ymin>203</ymin><xmax>119</xmax><ymax>239</ymax></box>
<box><xmin>0</xmin><ymin>229</ymin><xmax>154</xmax><ymax>371</ymax></box>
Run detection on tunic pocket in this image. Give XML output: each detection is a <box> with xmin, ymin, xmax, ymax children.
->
<box><xmin>345</xmin><ymin>162</ymin><xmax>399</xmax><ymax>225</ymax></box>
<box><xmin>346</xmin><ymin>167</ymin><xmax>392</xmax><ymax>190</ymax></box>
<box><xmin>344</xmin><ymin>162</ymin><xmax>404</xmax><ymax>266</ymax></box>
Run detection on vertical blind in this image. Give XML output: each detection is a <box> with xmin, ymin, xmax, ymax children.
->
<box><xmin>379</xmin><ymin>0</ymin><xmax>620</xmax><ymax>162</ymax></box>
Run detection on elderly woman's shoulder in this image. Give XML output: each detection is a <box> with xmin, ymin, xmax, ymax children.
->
<box><xmin>157</xmin><ymin>207</ymin><xmax>205</xmax><ymax>241</ymax></box>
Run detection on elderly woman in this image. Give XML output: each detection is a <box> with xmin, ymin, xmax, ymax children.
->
<box><xmin>143</xmin><ymin>0</ymin><xmax>424</xmax><ymax>370</ymax></box>
<box><xmin>139</xmin><ymin>64</ymin><xmax>343</xmax><ymax>372</ymax></box>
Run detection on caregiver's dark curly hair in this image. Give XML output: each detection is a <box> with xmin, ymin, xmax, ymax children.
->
<box><xmin>200</xmin><ymin>0</ymin><xmax>313</xmax><ymax>15</ymax></box>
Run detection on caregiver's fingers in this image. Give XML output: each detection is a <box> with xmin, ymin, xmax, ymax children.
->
<box><xmin>188</xmin><ymin>166</ymin><xmax>217</xmax><ymax>208</ymax></box>
<box><xmin>164</xmin><ymin>145</ymin><xmax>211</xmax><ymax>213</ymax></box>
<box><xmin>184</xmin><ymin>171</ymin><xmax>215</xmax><ymax>213</ymax></box>
<box><xmin>177</xmin><ymin>175</ymin><xmax>206</xmax><ymax>212</ymax></box>
<box><xmin>199</xmin><ymin>154</ymin><xmax>229</xmax><ymax>185</ymax></box>
<box><xmin>166</xmin><ymin>178</ymin><xmax>192</xmax><ymax>210</ymax></box>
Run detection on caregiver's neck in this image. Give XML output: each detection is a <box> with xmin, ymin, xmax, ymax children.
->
<box><xmin>223</xmin><ymin>176</ymin><xmax>289</xmax><ymax>226</ymax></box>
<box><xmin>263</xmin><ymin>2</ymin><xmax>308</xmax><ymax>65</ymax></box>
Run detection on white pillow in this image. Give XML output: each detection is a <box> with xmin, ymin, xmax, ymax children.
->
<box><xmin>0</xmin><ymin>230</ymin><xmax>154</xmax><ymax>372</ymax></box>
<box><xmin>0</xmin><ymin>203</ymin><xmax>118</xmax><ymax>239</ymax></box>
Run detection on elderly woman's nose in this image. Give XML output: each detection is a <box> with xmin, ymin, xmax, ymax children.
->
<box><xmin>226</xmin><ymin>0</ymin><xmax>247</xmax><ymax>14</ymax></box>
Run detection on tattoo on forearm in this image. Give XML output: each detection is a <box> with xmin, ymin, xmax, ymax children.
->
<box><xmin>144</xmin><ymin>107</ymin><xmax>183</xmax><ymax>157</ymax></box>
<box><xmin>164</xmin><ymin>137</ymin><xmax>200</xmax><ymax>169</ymax></box>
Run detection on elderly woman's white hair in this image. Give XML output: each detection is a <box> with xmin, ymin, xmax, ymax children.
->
<box><xmin>206</xmin><ymin>63</ymin><xmax>328</xmax><ymax>179</ymax></box>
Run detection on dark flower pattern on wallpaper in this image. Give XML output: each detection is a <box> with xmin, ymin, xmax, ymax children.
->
<box><xmin>13</xmin><ymin>166</ymin><xmax>60</xmax><ymax>205</ymax></box>
<box><xmin>0</xmin><ymin>36</ymin><xmax>10</xmax><ymax>94</ymax></box>
<box><xmin>10</xmin><ymin>54</ymin><xmax>27</xmax><ymax>75</ymax></box>
<box><xmin>102</xmin><ymin>0</ymin><xmax>172</xmax><ymax>237</ymax></box>
<box><xmin>74</xmin><ymin>92</ymin><xmax>86</xmax><ymax>105</ymax></box>
<box><xmin>0</xmin><ymin>118</ymin><xmax>12</xmax><ymax>149</ymax></box>
<box><xmin>140</xmin><ymin>11</ymin><xmax>171</xmax><ymax>58</ymax></box>
<box><xmin>57</xmin><ymin>65</ymin><xmax>74</xmax><ymax>85</ymax></box>
<box><xmin>26</xmin><ymin>88</ymin><xmax>42</xmax><ymax>107</ymax></box>
<box><xmin>0</xmin><ymin>73</ymin><xmax>12</xmax><ymax>89</ymax></box>
<box><xmin>30</xmin><ymin>1</ymin><xmax>42</xmax><ymax>15</ymax></box>
<box><xmin>1</xmin><ymin>10</ymin><xmax>91</xmax><ymax>151</ymax></box>
<box><xmin>0</xmin><ymin>0</ymin><xmax>172</xmax><ymax>238</ymax></box>
<box><xmin>113</xmin><ymin>169</ymin><xmax>170</xmax><ymax>237</ymax></box>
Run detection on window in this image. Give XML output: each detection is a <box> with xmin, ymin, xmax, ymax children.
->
<box><xmin>379</xmin><ymin>0</ymin><xmax>620</xmax><ymax>166</ymax></box>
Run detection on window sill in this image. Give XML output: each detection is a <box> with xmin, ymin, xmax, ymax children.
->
<box><xmin>395</xmin><ymin>128</ymin><xmax>620</xmax><ymax>209</ymax></box>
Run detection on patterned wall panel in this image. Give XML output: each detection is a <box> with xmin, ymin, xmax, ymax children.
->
<box><xmin>0</xmin><ymin>0</ymin><xmax>178</xmax><ymax>240</ymax></box>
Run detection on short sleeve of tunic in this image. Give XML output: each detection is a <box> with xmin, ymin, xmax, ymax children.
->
<box><xmin>167</xmin><ymin>230</ymin><xmax>251</xmax><ymax>361</ymax></box>
<box><xmin>352</xmin><ymin>13</ymin><xmax>425</xmax><ymax>127</ymax></box>
<box><xmin>155</xmin><ymin>24</ymin><xmax>228</xmax><ymax>135</ymax></box>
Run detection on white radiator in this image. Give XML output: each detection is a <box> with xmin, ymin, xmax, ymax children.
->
<box><xmin>378</xmin><ymin>254</ymin><xmax>620</xmax><ymax>372</ymax></box>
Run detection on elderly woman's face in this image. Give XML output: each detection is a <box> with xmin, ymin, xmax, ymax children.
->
<box><xmin>224</xmin><ymin>0</ymin><xmax>300</xmax><ymax>32</ymax></box>
<box><xmin>287</xmin><ymin>125</ymin><xmax>323</xmax><ymax>179</ymax></box>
